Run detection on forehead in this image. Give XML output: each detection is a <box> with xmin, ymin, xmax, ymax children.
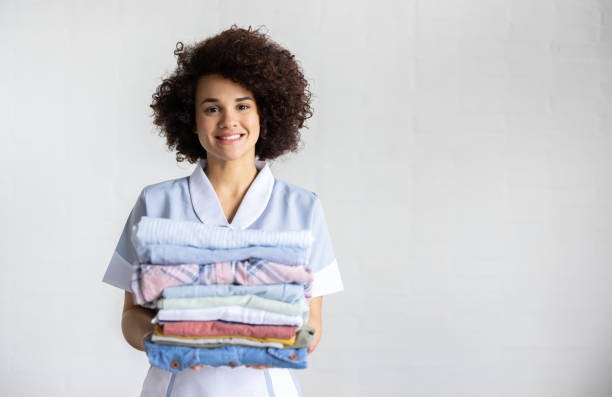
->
<box><xmin>195</xmin><ymin>74</ymin><xmax>253</xmax><ymax>99</ymax></box>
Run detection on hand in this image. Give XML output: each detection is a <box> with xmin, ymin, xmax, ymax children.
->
<box><xmin>306</xmin><ymin>297</ymin><xmax>323</xmax><ymax>354</ymax></box>
<box><xmin>307</xmin><ymin>320</ymin><xmax>322</xmax><ymax>354</ymax></box>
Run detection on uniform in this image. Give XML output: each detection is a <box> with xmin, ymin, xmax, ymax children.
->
<box><xmin>103</xmin><ymin>160</ymin><xmax>343</xmax><ymax>397</ymax></box>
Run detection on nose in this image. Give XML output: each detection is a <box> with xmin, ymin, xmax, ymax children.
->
<box><xmin>218</xmin><ymin>109</ymin><xmax>239</xmax><ymax>129</ymax></box>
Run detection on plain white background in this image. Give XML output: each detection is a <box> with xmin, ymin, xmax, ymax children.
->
<box><xmin>1</xmin><ymin>0</ymin><xmax>611</xmax><ymax>396</ymax></box>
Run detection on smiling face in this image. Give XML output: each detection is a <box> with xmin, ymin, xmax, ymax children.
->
<box><xmin>194</xmin><ymin>74</ymin><xmax>260</xmax><ymax>166</ymax></box>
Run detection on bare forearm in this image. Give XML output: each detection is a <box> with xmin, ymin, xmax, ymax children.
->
<box><xmin>122</xmin><ymin>292</ymin><xmax>156</xmax><ymax>351</ymax></box>
<box><xmin>307</xmin><ymin>296</ymin><xmax>323</xmax><ymax>353</ymax></box>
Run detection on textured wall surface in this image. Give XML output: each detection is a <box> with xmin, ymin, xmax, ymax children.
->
<box><xmin>1</xmin><ymin>0</ymin><xmax>611</xmax><ymax>396</ymax></box>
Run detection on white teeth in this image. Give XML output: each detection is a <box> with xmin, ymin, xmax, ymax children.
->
<box><xmin>218</xmin><ymin>134</ymin><xmax>241</xmax><ymax>141</ymax></box>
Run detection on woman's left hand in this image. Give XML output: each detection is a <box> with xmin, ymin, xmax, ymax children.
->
<box><xmin>306</xmin><ymin>296</ymin><xmax>323</xmax><ymax>354</ymax></box>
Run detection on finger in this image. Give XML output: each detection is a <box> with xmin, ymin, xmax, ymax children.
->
<box><xmin>191</xmin><ymin>365</ymin><xmax>203</xmax><ymax>371</ymax></box>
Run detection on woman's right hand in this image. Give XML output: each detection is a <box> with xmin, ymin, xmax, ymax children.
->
<box><xmin>122</xmin><ymin>292</ymin><xmax>156</xmax><ymax>351</ymax></box>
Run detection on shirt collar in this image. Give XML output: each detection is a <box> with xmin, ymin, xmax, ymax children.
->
<box><xmin>189</xmin><ymin>159</ymin><xmax>274</xmax><ymax>229</ymax></box>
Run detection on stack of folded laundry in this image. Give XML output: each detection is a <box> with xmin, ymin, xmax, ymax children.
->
<box><xmin>129</xmin><ymin>216</ymin><xmax>315</xmax><ymax>373</ymax></box>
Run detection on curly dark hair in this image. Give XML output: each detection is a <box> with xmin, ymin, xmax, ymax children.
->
<box><xmin>151</xmin><ymin>26</ymin><xmax>313</xmax><ymax>163</ymax></box>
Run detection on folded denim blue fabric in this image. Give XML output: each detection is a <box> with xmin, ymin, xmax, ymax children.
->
<box><xmin>132</xmin><ymin>216</ymin><xmax>313</xmax><ymax>249</ymax></box>
<box><xmin>162</xmin><ymin>284</ymin><xmax>306</xmax><ymax>304</ymax></box>
<box><xmin>136</xmin><ymin>244</ymin><xmax>309</xmax><ymax>266</ymax></box>
<box><xmin>144</xmin><ymin>340</ymin><xmax>308</xmax><ymax>373</ymax></box>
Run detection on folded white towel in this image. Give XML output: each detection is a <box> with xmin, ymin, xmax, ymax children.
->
<box><xmin>132</xmin><ymin>216</ymin><xmax>313</xmax><ymax>249</ymax></box>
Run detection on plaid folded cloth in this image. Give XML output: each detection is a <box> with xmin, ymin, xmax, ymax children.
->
<box><xmin>132</xmin><ymin>259</ymin><xmax>312</xmax><ymax>306</ymax></box>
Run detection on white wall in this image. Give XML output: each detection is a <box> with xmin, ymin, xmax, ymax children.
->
<box><xmin>1</xmin><ymin>0</ymin><xmax>611</xmax><ymax>396</ymax></box>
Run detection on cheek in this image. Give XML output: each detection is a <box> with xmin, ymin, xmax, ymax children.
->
<box><xmin>196</xmin><ymin>134</ymin><xmax>209</xmax><ymax>151</ymax></box>
<box><xmin>196</xmin><ymin>117</ymin><xmax>215</xmax><ymax>133</ymax></box>
<box><xmin>250</xmin><ymin>115</ymin><xmax>261</xmax><ymax>133</ymax></box>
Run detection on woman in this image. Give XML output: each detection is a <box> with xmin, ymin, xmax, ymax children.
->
<box><xmin>103</xmin><ymin>26</ymin><xmax>343</xmax><ymax>396</ymax></box>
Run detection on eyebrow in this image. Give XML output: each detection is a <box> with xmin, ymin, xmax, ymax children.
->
<box><xmin>199</xmin><ymin>96</ymin><xmax>254</xmax><ymax>106</ymax></box>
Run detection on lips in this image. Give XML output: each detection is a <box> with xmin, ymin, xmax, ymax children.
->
<box><xmin>215</xmin><ymin>133</ymin><xmax>245</xmax><ymax>142</ymax></box>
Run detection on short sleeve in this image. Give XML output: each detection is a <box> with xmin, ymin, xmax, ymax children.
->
<box><xmin>308</xmin><ymin>196</ymin><xmax>344</xmax><ymax>298</ymax></box>
<box><xmin>102</xmin><ymin>190</ymin><xmax>146</xmax><ymax>291</ymax></box>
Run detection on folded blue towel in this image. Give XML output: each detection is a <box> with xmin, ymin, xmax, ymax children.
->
<box><xmin>162</xmin><ymin>284</ymin><xmax>305</xmax><ymax>304</ymax></box>
<box><xmin>136</xmin><ymin>244</ymin><xmax>310</xmax><ymax>266</ymax></box>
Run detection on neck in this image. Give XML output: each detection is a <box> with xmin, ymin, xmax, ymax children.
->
<box><xmin>204</xmin><ymin>157</ymin><xmax>259</xmax><ymax>199</ymax></box>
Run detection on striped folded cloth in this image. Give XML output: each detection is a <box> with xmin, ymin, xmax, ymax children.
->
<box><xmin>132</xmin><ymin>216</ymin><xmax>313</xmax><ymax>249</ymax></box>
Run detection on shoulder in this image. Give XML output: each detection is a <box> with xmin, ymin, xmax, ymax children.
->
<box><xmin>136</xmin><ymin>176</ymin><xmax>193</xmax><ymax>219</ymax></box>
<box><xmin>140</xmin><ymin>176</ymin><xmax>190</xmax><ymax>201</ymax></box>
<box><xmin>271</xmin><ymin>178</ymin><xmax>320</xmax><ymax>208</ymax></box>
<box><xmin>260</xmin><ymin>177</ymin><xmax>325</xmax><ymax>229</ymax></box>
